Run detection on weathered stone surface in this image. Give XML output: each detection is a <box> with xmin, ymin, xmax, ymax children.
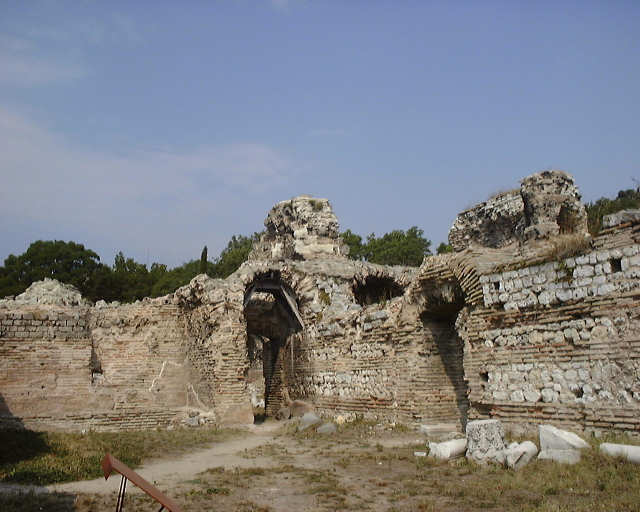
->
<box><xmin>316</xmin><ymin>422</ymin><xmax>337</xmax><ymax>435</ymax></box>
<box><xmin>466</xmin><ymin>419</ymin><xmax>506</xmax><ymax>464</ymax></box>
<box><xmin>0</xmin><ymin>278</ymin><xmax>91</xmax><ymax>307</ymax></box>
<box><xmin>505</xmin><ymin>441</ymin><xmax>538</xmax><ymax>470</ymax></box>
<box><xmin>599</xmin><ymin>443</ymin><xmax>640</xmax><ymax>464</ymax></box>
<box><xmin>419</xmin><ymin>423</ymin><xmax>460</xmax><ymax>441</ymax></box>
<box><xmin>539</xmin><ymin>424</ymin><xmax>589</xmax><ymax>451</ymax></box>
<box><xmin>275</xmin><ymin>406</ymin><xmax>291</xmax><ymax>421</ymax></box>
<box><xmin>602</xmin><ymin>209</ymin><xmax>640</xmax><ymax>229</ymax></box>
<box><xmin>428</xmin><ymin>438</ymin><xmax>467</xmax><ymax>460</ymax></box>
<box><xmin>538</xmin><ymin>449</ymin><xmax>581</xmax><ymax>464</ymax></box>
<box><xmin>1</xmin><ymin>169</ymin><xmax>639</xmax><ymax>438</ymax></box>
<box><xmin>298</xmin><ymin>412</ymin><xmax>322</xmax><ymax>432</ymax></box>
<box><xmin>289</xmin><ymin>400</ymin><xmax>314</xmax><ymax>418</ymax></box>
<box><xmin>449</xmin><ymin>170</ymin><xmax>588</xmax><ymax>251</ymax></box>
<box><xmin>249</xmin><ymin>196</ymin><xmax>348</xmax><ymax>261</ymax></box>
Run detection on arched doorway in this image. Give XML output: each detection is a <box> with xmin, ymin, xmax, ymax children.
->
<box><xmin>243</xmin><ymin>271</ymin><xmax>303</xmax><ymax>421</ymax></box>
<box><xmin>416</xmin><ymin>267</ymin><xmax>470</xmax><ymax>429</ymax></box>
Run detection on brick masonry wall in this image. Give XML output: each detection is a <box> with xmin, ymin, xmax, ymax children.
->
<box><xmin>1</xmin><ymin>223</ymin><xmax>639</xmax><ymax>435</ymax></box>
<box><xmin>459</xmin><ymin>226</ymin><xmax>640</xmax><ymax>434</ymax></box>
<box><xmin>0</xmin><ymin>302</ymin><xmax>199</xmax><ymax>431</ymax></box>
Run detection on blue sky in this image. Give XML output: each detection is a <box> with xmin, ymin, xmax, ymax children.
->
<box><xmin>1</xmin><ymin>0</ymin><xmax>639</xmax><ymax>267</ymax></box>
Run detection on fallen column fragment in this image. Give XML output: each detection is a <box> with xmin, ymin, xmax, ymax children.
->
<box><xmin>428</xmin><ymin>438</ymin><xmax>467</xmax><ymax>460</ymax></box>
<box><xmin>600</xmin><ymin>443</ymin><xmax>640</xmax><ymax>464</ymax></box>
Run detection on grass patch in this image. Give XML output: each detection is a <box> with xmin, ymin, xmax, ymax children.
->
<box><xmin>0</xmin><ymin>427</ymin><xmax>237</xmax><ymax>485</ymax></box>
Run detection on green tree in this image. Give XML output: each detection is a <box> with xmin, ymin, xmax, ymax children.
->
<box><xmin>199</xmin><ymin>246</ymin><xmax>208</xmax><ymax>274</ymax></box>
<box><xmin>340</xmin><ymin>229</ymin><xmax>367</xmax><ymax>260</ymax></box>
<box><xmin>212</xmin><ymin>233</ymin><xmax>260</xmax><ymax>278</ymax></box>
<box><xmin>0</xmin><ymin>240</ymin><xmax>112</xmax><ymax>301</ymax></box>
<box><xmin>586</xmin><ymin>188</ymin><xmax>640</xmax><ymax>235</ymax></box>
<box><xmin>112</xmin><ymin>251</ymin><xmax>153</xmax><ymax>302</ymax></box>
<box><xmin>436</xmin><ymin>242</ymin><xmax>453</xmax><ymax>254</ymax></box>
<box><xmin>341</xmin><ymin>227</ymin><xmax>431</xmax><ymax>266</ymax></box>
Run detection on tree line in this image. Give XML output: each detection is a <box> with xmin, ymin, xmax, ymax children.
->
<box><xmin>2</xmin><ymin>186</ymin><xmax>631</xmax><ymax>304</ymax></box>
<box><xmin>0</xmin><ymin>228</ymin><xmax>436</xmax><ymax>303</ymax></box>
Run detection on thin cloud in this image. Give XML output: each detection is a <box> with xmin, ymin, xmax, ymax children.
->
<box><xmin>0</xmin><ymin>107</ymin><xmax>297</xmax><ymax>265</ymax></box>
<box><xmin>307</xmin><ymin>128</ymin><xmax>349</xmax><ymax>137</ymax></box>
<box><xmin>0</xmin><ymin>51</ymin><xmax>86</xmax><ymax>85</ymax></box>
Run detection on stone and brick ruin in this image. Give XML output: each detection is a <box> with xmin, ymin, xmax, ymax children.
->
<box><xmin>1</xmin><ymin>170</ymin><xmax>638</xmax><ymax>436</ymax></box>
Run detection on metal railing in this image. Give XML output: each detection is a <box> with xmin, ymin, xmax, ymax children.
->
<box><xmin>101</xmin><ymin>453</ymin><xmax>184</xmax><ymax>512</ymax></box>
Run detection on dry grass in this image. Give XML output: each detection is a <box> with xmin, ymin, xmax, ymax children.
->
<box><xmin>0</xmin><ymin>427</ymin><xmax>238</xmax><ymax>485</ymax></box>
<box><xmin>549</xmin><ymin>233</ymin><xmax>592</xmax><ymax>260</ymax></box>
<box><xmin>1</xmin><ymin>428</ymin><xmax>640</xmax><ymax>511</ymax></box>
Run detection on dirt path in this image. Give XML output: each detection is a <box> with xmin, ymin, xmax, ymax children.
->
<box><xmin>51</xmin><ymin>423</ymin><xmax>285</xmax><ymax>495</ymax></box>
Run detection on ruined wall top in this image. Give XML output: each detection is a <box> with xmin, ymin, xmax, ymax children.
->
<box><xmin>448</xmin><ymin>170</ymin><xmax>588</xmax><ymax>252</ymax></box>
<box><xmin>249</xmin><ymin>195</ymin><xmax>349</xmax><ymax>262</ymax></box>
<box><xmin>0</xmin><ymin>278</ymin><xmax>91</xmax><ymax>307</ymax></box>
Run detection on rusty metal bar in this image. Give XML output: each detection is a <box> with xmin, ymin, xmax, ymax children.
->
<box><xmin>101</xmin><ymin>453</ymin><xmax>184</xmax><ymax>512</ymax></box>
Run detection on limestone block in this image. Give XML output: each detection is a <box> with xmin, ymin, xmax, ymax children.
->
<box><xmin>316</xmin><ymin>422</ymin><xmax>337</xmax><ymax>435</ymax></box>
<box><xmin>505</xmin><ymin>441</ymin><xmax>538</xmax><ymax>470</ymax></box>
<box><xmin>600</xmin><ymin>443</ymin><xmax>640</xmax><ymax>464</ymax></box>
<box><xmin>298</xmin><ymin>412</ymin><xmax>322</xmax><ymax>432</ymax></box>
<box><xmin>289</xmin><ymin>400</ymin><xmax>314</xmax><ymax>417</ymax></box>
<box><xmin>539</xmin><ymin>424</ymin><xmax>589</xmax><ymax>451</ymax></box>
<box><xmin>428</xmin><ymin>438</ymin><xmax>467</xmax><ymax>460</ymax></box>
<box><xmin>538</xmin><ymin>449</ymin><xmax>581</xmax><ymax>464</ymax></box>
<box><xmin>602</xmin><ymin>209</ymin><xmax>640</xmax><ymax>228</ymax></box>
<box><xmin>466</xmin><ymin>419</ymin><xmax>506</xmax><ymax>464</ymax></box>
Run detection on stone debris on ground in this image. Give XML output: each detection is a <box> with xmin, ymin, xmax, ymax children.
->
<box><xmin>465</xmin><ymin>419</ymin><xmax>506</xmax><ymax>464</ymax></box>
<box><xmin>505</xmin><ymin>440</ymin><xmax>538</xmax><ymax>470</ymax></box>
<box><xmin>599</xmin><ymin>443</ymin><xmax>640</xmax><ymax>464</ymax></box>
<box><xmin>418</xmin><ymin>423</ymin><xmax>460</xmax><ymax>441</ymax></box>
<box><xmin>289</xmin><ymin>400</ymin><xmax>314</xmax><ymax>418</ymax></box>
<box><xmin>428</xmin><ymin>438</ymin><xmax>467</xmax><ymax>460</ymax></box>
<box><xmin>537</xmin><ymin>424</ymin><xmax>589</xmax><ymax>464</ymax></box>
<box><xmin>297</xmin><ymin>412</ymin><xmax>322</xmax><ymax>432</ymax></box>
<box><xmin>275</xmin><ymin>407</ymin><xmax>291</xmax><ymax>421</ymax></box>
<box><xmin>316</xmin><ymin>422</ymin><xmax>337</xmax><ymax>435</ymax></box>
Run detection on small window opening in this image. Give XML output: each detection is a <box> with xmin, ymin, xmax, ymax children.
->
<box><xmin>610</xmin><ymin>258</ymin><xmax>622</xmax><ymax>273</ymax></box>
<box><xmin>352</xmin><ymin>276</ymin><xmax>404</xmax><ymax>306</ymax></box>
<box><xmin>493</xmin><ymin>281</ymin><xmax>500</xmax><ymax>291</ymax></box>
<box><xmin>480</xmin><ymin>372</ymin><xmax>489</xmax><ymax>383</ymax></box>
<box><xmin>557</xmin><ymin>204</ymin><xmax>579</xmax><ymax>234</ymax></box>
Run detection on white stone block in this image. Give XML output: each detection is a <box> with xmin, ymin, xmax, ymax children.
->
<box><xmin>538</xmin><ymin>449</ymin><xmax>581</xmax><ymax>464</ymax></box>
<box><xmin>466</xmin><ymin>419</ymin><xmax>506</xmax><ymax>464</ymax></box>
<box><xmin>428</xmin><ymin>438</ymin><xmax>467</xmax><ymax>460</ymax></box>
<box><xmin>539</xmin><ymin>424</ymin><xmax>589</xmax><ymax>451</ymax></box>
<box><xmin>600</xmin><ymin>443</ymin><xmax>640</xmax><ymax>464</ymax></box>
<box><xmin>506</xmin><ymin>441</ymin><xmax>538</xmax><ymax>470</ymax></box>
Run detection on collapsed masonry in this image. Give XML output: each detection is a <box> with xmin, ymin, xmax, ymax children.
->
<box><xmin>1</xmin><ymin>170</ymin><xmax>638</xmax><ymax>435</ymax></box>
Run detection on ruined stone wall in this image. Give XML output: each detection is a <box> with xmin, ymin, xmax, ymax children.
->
<box><xmin>2</xmin><ymin>182</ymin><xmax>638</xmax><ymax>436</ymax></box>
<box><xmin>458</xmin><ymin>227</ymin><xmax>640</xmax><ymax>434</ymax></box>
<box><xmin>0</xmin><ymin>300</ymin><xmax>202</xmax><ymax>431</ymax></box>
<box><xmin>449</xmin><ymin>170</ymin><xmax>588</xmax><ymax>252</ymax></box>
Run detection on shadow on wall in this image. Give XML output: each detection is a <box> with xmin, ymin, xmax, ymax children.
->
<box><xmin>0</xmin><ymin>393</ymin><xmax>50</xmax><ymax>470</ymax></box>
<box><xmin>420</xmin><ymin>311</ymin><xmax>470</xmax><ymax>429</ymax></box>
<box><xmin>0</xmin><ymin>393</ymin><xmax>77</xmax><ymax>510</ymax></box>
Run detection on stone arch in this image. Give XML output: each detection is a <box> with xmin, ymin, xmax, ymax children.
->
<box><xmin>243</xmin><ymin>270</ymin><xmax>303</xmax><ymax>419</ymax></box>
<box><xmin>409</xmin><ymin>255</ymin><xmax>471</xmax><ymax>429</ymax></box>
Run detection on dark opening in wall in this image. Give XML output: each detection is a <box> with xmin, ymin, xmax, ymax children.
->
<box><xmin>420</xmin><ymin>311</ymin><xmax>469</xmax><ymax>429</ymax></box>
<box><xmin>480</xmin><ymin>371</ymin><xmax>489</xmax><ymax>383</ymax></box>
<box><xmin>90</xmin><ymin>346</ymin><xmax>103</xmax><ymax>385</ymax></box>
<box><xmin>493</xmin><ymin>281</ymin><xmax>500</xmax><ymax>291</ymax></box>
<box><xmin>352</xmin><ymin>276</ymin><xmax>404</xmax><ymax>306</ymax></box>
<box><xmin>557</xmin><ymin>204</ymin><xmax>580</xmax><ymax>234</ymax></box>
<box><xmin>610</xmin><ymin>258</ymin><xmax>622</xmax><ymax>273</ymax></box>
